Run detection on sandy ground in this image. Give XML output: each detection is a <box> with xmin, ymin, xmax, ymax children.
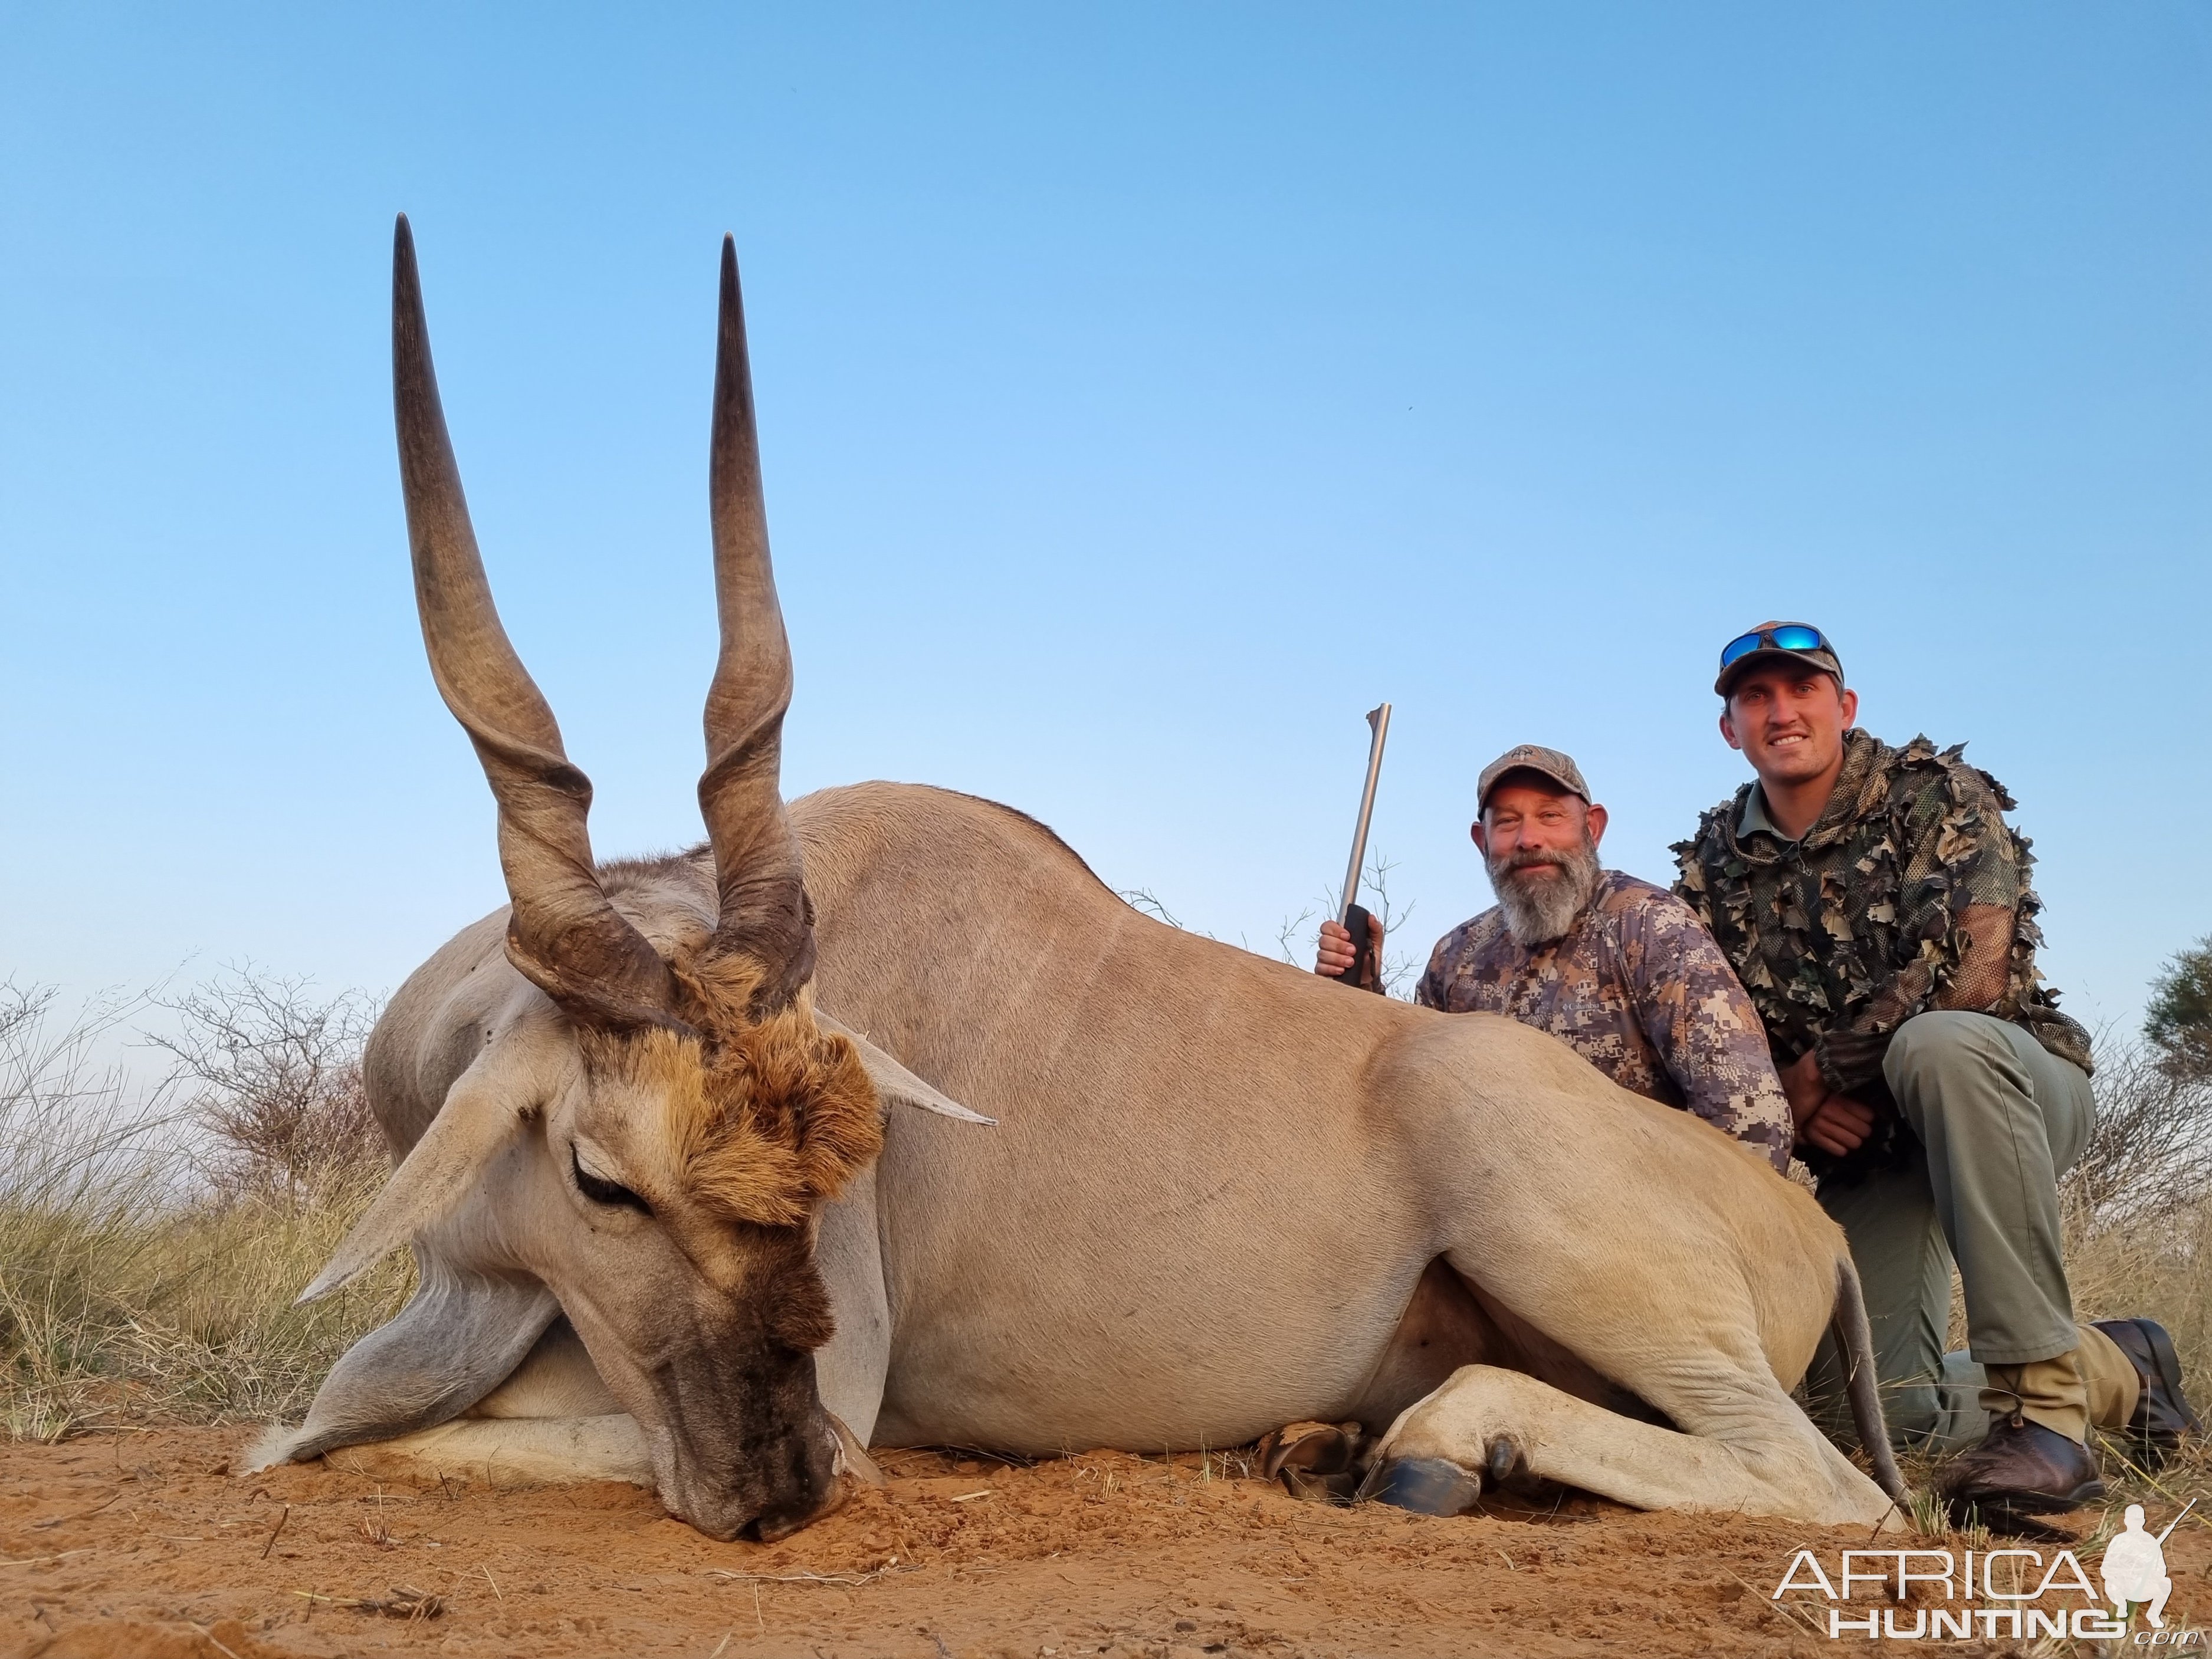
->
<box><xmin>3</xmin><ymin>1428</ymin><xmax>2200</xmax><ymax>1658</ymax></box>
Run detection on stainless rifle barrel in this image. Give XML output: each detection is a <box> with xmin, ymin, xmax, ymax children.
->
<box><xmin>1339</xmin><ymin>702</ymin><xmax>1393</xmax><ymax>921</ymax></box>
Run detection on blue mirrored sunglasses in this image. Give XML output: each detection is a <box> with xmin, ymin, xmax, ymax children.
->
<box><xmin>1719</xmin><ymin>623</ymin><xmax>1832</xmax><ymax>672</ymax></box>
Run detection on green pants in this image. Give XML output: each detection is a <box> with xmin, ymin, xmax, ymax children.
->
<box><xmin>1806</xmin><ymin>1010</ymin><xmax>2095</xmax><ymax>1454</ymax></box>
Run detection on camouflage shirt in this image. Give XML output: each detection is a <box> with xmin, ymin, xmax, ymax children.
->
<box><xmin>1416</xmin><ymin>870</ymin><xmax>1793</xmax><ymax>1171</ymax></box>
<box><xmin>1672</xmin><ymin>729</ymin><xmax>2091</xmax><ymax>1113</ymax></box>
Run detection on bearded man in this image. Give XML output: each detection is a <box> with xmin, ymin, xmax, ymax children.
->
<box><xmin>1315</xmin><ymin>744</ymin><xmax>1791</xmax><ymax>1172</ymax></box>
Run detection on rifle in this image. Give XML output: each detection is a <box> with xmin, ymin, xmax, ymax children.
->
<box><xmin>2157</xmin><ymin>1497</ymin><xmax>2197</xmax><ymax>1545</ymax></box>
<box><xmin>1334</xmin><ymin>703</ymin><xmax>1392</xmax><ymax>993</ymax></box>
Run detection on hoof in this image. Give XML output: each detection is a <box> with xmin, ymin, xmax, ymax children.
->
<box><xmin>1258</xmin><ymin>1421</ymin><xmax>1368</xmax><ymax>1504</ymax></box>
<box><xmin>1257</xmin><ymin>1421</ymin><xmax>1364</xmax><ymax>1480</ymax></box>
<box><xmin>1487</xmin><ymin>1435</ymin><xmax>1521</xmax><ymax>1487</ymax></box>
<box><xmin>1363</xmin><ymin>1456</ymin><xmax>1483</xmax><ymax>1516</ymax></box>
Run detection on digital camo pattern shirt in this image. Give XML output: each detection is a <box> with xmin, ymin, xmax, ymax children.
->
<box><xmin>1671</xmin><ymin>729</ymin><xmax>2091</xmax><ymax>1108</ymax></box>
<box><xmin>1415</xmin><ymin>870</ymin><xmax>1793</xmax><ymax>1171</ymax></box>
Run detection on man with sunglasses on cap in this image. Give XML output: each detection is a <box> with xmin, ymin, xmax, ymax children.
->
<box><xmin>1317</xmin><ymin>744</ymin><xmax>1793</xmax><ymax>1172</ymax></box>
<box><xmin>1675</xmin><ymin>622</ymin><xmax>2196</xmax><ymax>1523</ymax></box>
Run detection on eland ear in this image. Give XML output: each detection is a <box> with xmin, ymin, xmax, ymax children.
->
<box><xmin>815</xmin><ymin>1011</ymin><xmax>996</xmax><ymax>1126</ymax></box>
<box><xmin>299</xmin><ymin>1030</ymin><xmax>567</xmax><ymax>1302</ymax></box>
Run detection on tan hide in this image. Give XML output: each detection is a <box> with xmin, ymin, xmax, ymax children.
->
<box><xmin>311</xmin><ymin>783</ymin><xmax>1903</xmax><ymax>1529</ymax></box>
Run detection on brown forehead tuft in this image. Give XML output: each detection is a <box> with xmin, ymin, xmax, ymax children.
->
<box><xmin>580</xmin><ymin>951</ymin><xmax>882</xmax><ymax>1228</ymax></box>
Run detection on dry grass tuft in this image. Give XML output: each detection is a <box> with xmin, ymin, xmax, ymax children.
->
<box><xmin>1897</xmin><ymin>1035</ymin><xmax>2212</xmax><ymax>1533</ymax></box>
<box><xmin>1927</xmin><ymin>1039</ymin><xmax>2212</xmax><ymax>1389</ymax></box>
<box><xmin>2055</xmin><ymin>1044</ymin><xmax>2212</xmax><ymax>1532</ymax></box>
<box><xmin>291</xmin><ymin>1585</ymin><xmax>444</xmax><ymax>1620</ymax></box>
<box><xmin>1</xmin><ymin>980</ymin><xmax>409</xmax><ymax>1443</ymax></box>
<box><xmin>2060</xmin><ymin>1044</ymin><xmax>2212</xmax><ymax>1372</ymax></box>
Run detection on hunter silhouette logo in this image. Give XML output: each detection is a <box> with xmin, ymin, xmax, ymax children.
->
<box><xmin>1769</xmin><ymin>1502</ymin><xmax>2198</xmax><ymax>1642</ymax></box>
<box><xmin>2103</xmin><ymin>1500</ymin><xmax>2191</xmax><ymax>1631</ymax></box>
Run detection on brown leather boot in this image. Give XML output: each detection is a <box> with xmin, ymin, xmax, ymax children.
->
<box><xmin>1939</xmin><ymin>1415</ymin><xmax>2105</xmax><ymax>1526</ymax></box>
<box><xmin>2091</xmin><ymin>1317</ymin><xmax>2202</xmax><ymax>1466</ymax></box>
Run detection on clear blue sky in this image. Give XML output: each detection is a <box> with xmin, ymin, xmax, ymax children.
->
<box><xmin>5</xmin><ymin>4</ymin><xmax>2206</xmax><ymax>1040</ymax></box>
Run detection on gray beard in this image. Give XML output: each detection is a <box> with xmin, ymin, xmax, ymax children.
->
<box><xmin>1487</xmin><ymin>836</ymin><xmax>1604</xmax><ymax>947</ymax></box>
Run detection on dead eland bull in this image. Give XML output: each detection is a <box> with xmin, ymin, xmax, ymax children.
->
<box><xmin>245</xmin><ymin>217</ymin><xmax>1909</xmax><ymax>1541</ymax></box>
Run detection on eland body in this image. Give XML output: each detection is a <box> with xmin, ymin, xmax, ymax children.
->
<box><xmin>247</xmin><ymin>221</ymin><xmax>1908</xmax><ymax>1539</ymax></box>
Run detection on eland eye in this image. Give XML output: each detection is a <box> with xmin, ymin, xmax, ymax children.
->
<box><xmin>571</xmin><ymin>1144</ymin><xmax>651</xmax><ymax>1214</ymax></box>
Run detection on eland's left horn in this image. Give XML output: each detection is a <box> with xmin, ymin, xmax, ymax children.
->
<box><xmin>392</xmin><ymin>212</ymin><xmax>680</xmax><ymax>1029</ymax></box>
<box><xmin>697</xmin><ymin>235</ymin><xmax>813</xmax><ymax>1007</ymax></box>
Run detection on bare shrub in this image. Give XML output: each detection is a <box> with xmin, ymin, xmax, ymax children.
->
<box><xmin>153</xmin><ymin>968</ymin><xmax>387</xmax><ymax>1202</ymax></box>
<box><xmin>2055</xmin><ymin>1039</ymin><xmax>2212</xmax><ymax>1397</ymax></box>
<box><xmin>2065</xmin><ymin>1041</ymin><xmax>2212</xmax><ymax>1233</ymax></box>
<box><xmin>1274</xmin><ymin>852</ymin><xmax>1422</xmax><ymax>999</ymax></box>
<box><xmin>0</xmin><ymin>981</ymin><xmax>181</xmax><ymax>1212</ymax></box>
<box><xmin>1939</xmin><ymin>1036</ymin><xmax>2212</xmax><ymax>1402</ymax></box>
<box><xmin>1117</xmin><ymin>888</ymin><xmax>1187</xmax><ymax>928</ymax></box>
<box><xmin>1123</xmin><ymin>853</ymin><xmax>1421</xmax><ymax>997</ymax></box>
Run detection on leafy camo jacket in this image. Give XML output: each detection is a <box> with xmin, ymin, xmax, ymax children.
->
<box><xmin>1416</xmin><ymin>870</ymin><xmax>1794</xmax><ymax>1172</ymax></box>
<box><xmin>1671</xmin><ymin>728</ymin><xmax>2092</xmax><ymax>1110</ymax></box>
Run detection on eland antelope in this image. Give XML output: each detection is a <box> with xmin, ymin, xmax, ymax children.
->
<box><xmin>244</xmin><ymin>219</ymin><xmax>1909</xmax><ymax>1541</ymax></box>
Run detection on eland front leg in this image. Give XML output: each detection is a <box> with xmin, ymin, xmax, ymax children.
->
<box><xmin>1360</xmin><ymin>1361</ymin><xmax>1899</xmax><ymax>1526</ymax></box>
<box><xmin>1379</xmin><ymin>1027</ymin><xmax>1912</xmax><ymax>1527</ymax></box>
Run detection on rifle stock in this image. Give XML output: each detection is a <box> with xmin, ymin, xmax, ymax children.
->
<box><xmin>1341</xmin><ymin>901</ymin><xmax>1381</xmax><ymax>993</ymax></box>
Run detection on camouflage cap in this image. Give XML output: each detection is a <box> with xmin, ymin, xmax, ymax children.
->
<box><xmin>1477</xmin><ymin>744</ymin><xmax>1590</xmax><ymax>811</ymax></box>
<box><xmin>1714</xmin><ymin>620</ymin><xmax>1845</xmax><ymax>697</ymax></box>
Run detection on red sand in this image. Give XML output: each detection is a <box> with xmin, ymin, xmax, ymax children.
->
<box><xmin>3</xmin><ymin>1427</ymin><xmax>2194</xmax><ymax>1657</ymax></box>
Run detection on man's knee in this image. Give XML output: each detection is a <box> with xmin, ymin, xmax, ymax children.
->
<box><xmin>1882</xmin><ymin>1011</ymin><xmax>2013</xmax><ymax>1109</ymax></box>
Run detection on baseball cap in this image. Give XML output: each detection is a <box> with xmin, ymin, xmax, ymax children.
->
<box><xmin>1477</xmin><ymin>744</ymin><xmax>1590</xmax><ymax>812</ymax></box>
<box><xmin>1714</xmin><ymin>622</ymin><xmax>1846</xmax><ymax>698</ymax></box>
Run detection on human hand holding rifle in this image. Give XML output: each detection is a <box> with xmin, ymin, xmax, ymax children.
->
<box><xmin>1314</xmin><ymin>703</ymin><xmax>1390</xmax><ymax>994</ymax></box>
